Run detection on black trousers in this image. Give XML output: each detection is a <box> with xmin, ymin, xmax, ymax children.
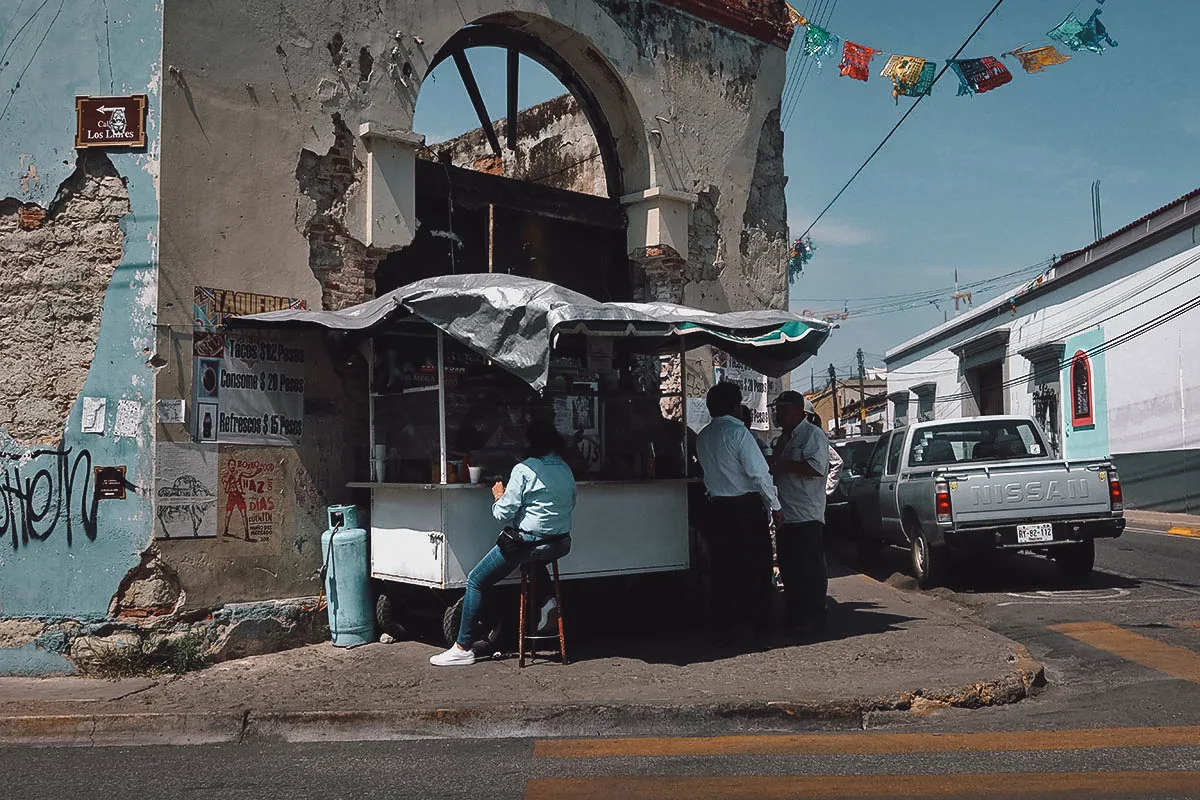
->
<box><xmin>775</xmin><ymin>520</ymin><xmax>828</xmax><ymax>626</ymax></box>
<box><xmin>703</xmin><ymin>495</ymin><xmax>774</xmax><ymax>635</ymax></box>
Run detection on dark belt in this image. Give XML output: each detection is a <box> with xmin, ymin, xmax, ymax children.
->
<box><xmin>708</xmin><ymin>492</ymin><xmax>760</xmax><ymax>505</ymax></box>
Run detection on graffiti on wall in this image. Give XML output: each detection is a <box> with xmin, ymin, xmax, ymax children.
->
<box><xmin>0</xmin><ymin>444</ymin><xmax>97</xmax><ymax>549</ymax></box>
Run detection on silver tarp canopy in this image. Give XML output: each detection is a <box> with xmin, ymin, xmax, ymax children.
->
<box><xmin>231</xmin><ymin>274</ymin><xmax>831</xmax><ymax>391</ymax></box>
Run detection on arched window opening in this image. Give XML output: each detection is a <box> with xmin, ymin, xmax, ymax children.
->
<box><xmin>1070</xmin><ymin>351</ymin><xmax>1094</xmax><ymax>428</ymax></box>
<box><xmin>413</xmin><ymin>48</ymin><xmax>608</xmax><ymax>198</ymax></box>
<box><xmin>380</xmin><ymin>23</ymin><xmax>629</xmax><ymax>303</ymax></box>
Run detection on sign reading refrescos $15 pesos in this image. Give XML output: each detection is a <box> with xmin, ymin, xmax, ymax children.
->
<box><xmin>193</xmin><ymin>286</ymin><xmax>308</xmax><ymax>446</ymax></box>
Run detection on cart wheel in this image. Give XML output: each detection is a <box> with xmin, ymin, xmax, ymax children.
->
<box><xmin>442</xmin><ymin>596</ymin><xmax>504</xmax><ymax>654</ymax></box>
<box><xmin>375</xmin><ymin>591</ymin><xmax>409</xmax><ymax>641</ymax></box>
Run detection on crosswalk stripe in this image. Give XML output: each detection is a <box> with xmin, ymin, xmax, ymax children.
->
<box><xmin>524</xmin><ymin>771</ymin><xmax>1200</xmax><ymax>799</ymax></box>
<box><xmin>533</xmin><ymin>725</ymin><xmax>1200</xmax><ymax>759</ymax></box>
<box><xmin>1051</xmin><ymin>621</ymin><xmax>1200</xmax><ymax>683</ymax></box>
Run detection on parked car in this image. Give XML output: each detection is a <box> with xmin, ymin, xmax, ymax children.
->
<box><xmin>826</xmin><ymin>435</ymin><xmax>880</xmax><ymax>539</ymax></box>
<box><xmin>848</xmin><ymin>416</ymin><xmax>1125</xmax><ymax>588</ymax></box>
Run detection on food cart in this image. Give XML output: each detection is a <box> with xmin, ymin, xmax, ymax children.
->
<box><xmin>235</xmin><ymin>274</ymin><xmax>829</xmax><ymax>644</ymax></box>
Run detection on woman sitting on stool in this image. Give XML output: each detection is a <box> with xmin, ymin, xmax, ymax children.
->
<box><xmin>430</xmin><ymin>419</ymin><xmax>576</xmax><ymax>667</ymax></box>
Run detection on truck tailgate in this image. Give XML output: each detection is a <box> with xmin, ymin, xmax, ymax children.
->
<box><xmin>949</xmin><ymin>462</ymin><xmax>1113</xmax><ymax>525</ymax></box>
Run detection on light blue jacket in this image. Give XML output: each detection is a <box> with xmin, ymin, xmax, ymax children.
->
<box><xmin>492</xmin><ymin>455</ymin><xmax>576</xmax><ymax>536</ymax></box>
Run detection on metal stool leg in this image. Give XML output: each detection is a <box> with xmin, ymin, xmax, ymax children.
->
<box><xmin>518</xmin><ymin>563</ymin><xmax>528</xmax><ymax>668</ymax></box>
<box><xmin>552</xmin><ymin>559</ymin><xmax>567</xmax><ymax>665</ymax></box>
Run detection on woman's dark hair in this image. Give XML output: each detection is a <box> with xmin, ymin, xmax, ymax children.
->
<box><xmin>525</xmin><ymin>419</ymin><xmax>566</xmax><ymax>458</ymax></box>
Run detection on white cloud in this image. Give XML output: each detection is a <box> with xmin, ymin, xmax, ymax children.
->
<box><xmin>787</xmin><ymin>215</ymin><xmax>876</xmax><ymax>247</ymax></box>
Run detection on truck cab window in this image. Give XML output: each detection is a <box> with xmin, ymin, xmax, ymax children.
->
<box><xmin>867</xmin><ymin>435</ymin><xmax>889</xmax><ymax>478</ymax></box>
<box><xmin>885</xmin><ymin>430</ymin><xmax>906</xmax><ymax>474</ymax></box>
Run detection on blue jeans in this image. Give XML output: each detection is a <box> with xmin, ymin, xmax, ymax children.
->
<box><xmin>456</xmin><ymin>533</ymin><xmax>571</xmax><ymax>648</ymax></box>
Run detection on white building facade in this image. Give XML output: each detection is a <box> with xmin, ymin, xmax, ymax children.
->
<box><xmin>885</xmin><ymin>189</ymin><xmax>1200</xmax><ymax>514</ymax></box>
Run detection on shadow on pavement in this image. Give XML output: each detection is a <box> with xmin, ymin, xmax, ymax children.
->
<box><xmin>826</xmin><ymin>536</ymin><xmax>1144</xmax><ymax>596</ymax></box>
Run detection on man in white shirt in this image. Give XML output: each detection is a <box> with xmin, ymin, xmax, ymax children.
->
<box><xmin>770</xmin><ymin>391</ymin><xmax>833</xmax><ymax>635</ymax></box>
<box><xmin>696</xmin><ymin>381</ymin><xmax>783</xmax><ymax>646</ymax></box>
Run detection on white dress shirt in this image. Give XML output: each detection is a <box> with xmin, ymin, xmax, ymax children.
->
<box><xmin>826</xmin><ymin>444</ymin><xmax>844</xmax><ymax>496</ymax></box>
<box><xmin>774</xmin><ymin>419</ymin><xmax>830</xmax><ymax>524</ymax></box>
<box><xmin>696</xmin><ymin>415</ymin><xmax>781</xmax><ymax>511</ymax></box>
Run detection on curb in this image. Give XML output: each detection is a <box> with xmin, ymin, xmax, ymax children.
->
<box><xmin>1167</xmin><ymin>527</ymin><xmax>1200</xmax><ymax>538</ymax></box>
<box><xmin>0</xmin><ymin>651</ymin><xmax>1045</xmax><ymax>747</ymax></box>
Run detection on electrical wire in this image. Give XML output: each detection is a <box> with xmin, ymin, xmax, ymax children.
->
<box><xmin>796</xmin><ymin>0</ymin><xmax>1006</xmax><ymax>243</ymax></box>
<box><xmin>926</xmin><ymin>263</ymin><xmax>1200</xmax><ymax>404</ymax></box>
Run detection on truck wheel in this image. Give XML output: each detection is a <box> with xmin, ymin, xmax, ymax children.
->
<box><xmin>911</xmin><ymin>526</ymin><xmax>945</xmax><ymax>589</ymax></box>
<box><xmin>1054</xmin><ymin>540</ymin><xmax>1095</xmax><ymax>584</ymax></box>
<box><xmin>442</xmin><ymin>596</ymin><xmax>504</xmax><ymax>655</ymax></box>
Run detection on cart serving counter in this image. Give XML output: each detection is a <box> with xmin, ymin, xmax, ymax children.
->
<box><xmin>234</xmin><ymin>275</ymin><xmax>829</xmax><ymax>641</ymax></box>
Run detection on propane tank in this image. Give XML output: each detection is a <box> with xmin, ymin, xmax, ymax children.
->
<box><xmin>321</xmin><ymin>505</ymin><xmax>374</xmax><ymax>647</ymax></box>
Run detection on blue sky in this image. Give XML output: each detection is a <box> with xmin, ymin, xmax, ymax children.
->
<box><xmin>414</xmin><ymin>2</ymin><xmax>1200</xmax><ymax>381</ymax></box>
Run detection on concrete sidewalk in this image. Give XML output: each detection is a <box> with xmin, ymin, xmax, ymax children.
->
<box><xmin>0</xmin><ymin>573</ymin><xmax>1042</xmax><ymax>746</ymax></box>
<box><xmin>1125</xmin><ymin>509</ymin><xmax>1200</xmax><ymax>536</ymax></box>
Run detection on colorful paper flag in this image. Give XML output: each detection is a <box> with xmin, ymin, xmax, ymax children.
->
<box><xmin>840</xmin><ymin>41</ymin><xmax>880</xmax><ymax>81</ymax></box>
<box><xmin>785</xmin><ymin>4</ymin><xmax>807</xmax><ymax>27</ymax></box>
<box><xmin>788</xmin><ymin>236</ymin><xmax>816</xmax><ymax>279</ymax></box>
<box><xmin>1004</xmin><ymin>44</ymin><xmax>1071</xmax><ymax>74</ymax></box>
<box><xmin>1048</xmin><ymin>9</ymin><xmax>1118</xmax><ymax>53</ymax></box>
<box><xmin>802</xmin><ymin>24</ymin><xmax>841</xmax><ymax>68</ymax></box>
<box><xmin>947</xmin><ymin>57</ymin><xmax>1012</xmax><ymax>96</ymax></box>
<box><xmin>880</xmin><ymin>54</ymin><xmax>934</xmax><ymax>101</ymax></box>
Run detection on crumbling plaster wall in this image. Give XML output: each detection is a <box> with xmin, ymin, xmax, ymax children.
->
<box><xmin>0</xmin><ymin>0</ymin><xmax>162</xmax><ymax>658</ymax></box>
<box><xmin>157</xmin><ymin>0</ymin><xmax>787</xmax><ymax>603</ymax></box>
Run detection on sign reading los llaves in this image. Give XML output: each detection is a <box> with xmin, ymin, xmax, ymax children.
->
<box><xmin>75</xmin><ymin>95</ymin><xmax>148</xmax><ymax>149</ymax></box>
<box><xmin>193</xmin><ymin>287</ymin><xmax>309</xmax><ymax>447</ymax></box>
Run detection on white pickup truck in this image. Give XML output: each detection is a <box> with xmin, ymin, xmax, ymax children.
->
<box><xmin>848</xmin><ymin>415</ymin><xmax>1125</xmax><ymax>588</ymax></box>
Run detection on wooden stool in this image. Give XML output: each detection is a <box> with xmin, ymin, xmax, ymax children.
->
<box><xmin>518</xmin><ymin>559</ymin><xmax>567</xmax><ymax>667</ymax></box>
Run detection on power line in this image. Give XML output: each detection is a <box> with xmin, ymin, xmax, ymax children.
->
<box><xmin>796</xmin><ymin>0</ymin><xmax>1007</xmax><ymax>243</ymax></box>
<box><xmin>927</xmin><ymin>258</ymin><xmax>1200</xmax><ymax>404</ymax></box>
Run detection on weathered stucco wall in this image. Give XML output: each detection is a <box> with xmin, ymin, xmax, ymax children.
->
<box><xmin>0</xmin><ymin>0</ymin><xmax>161</xmax><ymax>643</ymax></box>
<box><xmin>157</xmin><ymin>0</ymin><xmax>788</xmax><ymax>604</ymax></box>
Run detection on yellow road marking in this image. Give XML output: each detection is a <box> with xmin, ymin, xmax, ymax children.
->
<box><xmin>524</xmin><ymin>772</ymin><xmax>1200</xmax><ymax>800</ymax></box>
<box><xmin>1052</xmin><ymin>621</ymin><xmax>1200</xmax><ymax>683</ymax></box>
<box><xmin>1167</xmin><ymin>526</ymin><xmax>1200</xmax><ymax>538</ymax></box>
<box><xmin>533</xmin><ymin>725</ymin><xmax>1200</xmax><ymax>759</ymax></box>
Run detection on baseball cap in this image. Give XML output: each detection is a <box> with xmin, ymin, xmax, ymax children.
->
<box><xmin>770</xmin><ymin>390</ymin><xmax>816</xmax><ymax>415</ymax></box>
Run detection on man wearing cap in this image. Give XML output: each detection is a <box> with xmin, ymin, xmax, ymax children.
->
<box><xmin>696</xmin><ymin>381</ymin><xmax>782</xmax><ymax>646</ymax></box>
<box><xmin>770</xmin><ymin>390</ymin><xmax>833</xmax><ymax>635</ymax></box>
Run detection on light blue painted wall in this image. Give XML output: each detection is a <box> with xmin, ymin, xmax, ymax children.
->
<box><xmin>1062</xmin><ymin>327</ymin><xmax>1110</xmax><ymax>460</ymax></box>
<box><xmin>0</xmin><ymin>0</ymin><xmax>161</xmax><ymax>621</ymax></box>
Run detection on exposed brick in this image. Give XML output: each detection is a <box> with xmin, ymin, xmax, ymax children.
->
<box><xmin>0</xmin><ymin>152</ymin><xmax>129</xmax><ymax>443</ymax></box>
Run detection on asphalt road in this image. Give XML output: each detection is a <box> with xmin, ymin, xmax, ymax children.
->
<box><xmin>3</xmin><ymin>729</ymin><xmax>1198</xmax><ymax>799</ymax></box>
<box><xmin>846</xmin><ymin>519</ymin><xmax>1200</xmax><ymax>733</ymax></box>
<box><xmin>4</xmin><ymin>520</ymin><xmax>1198</xmax><ymax>799</ymax></box>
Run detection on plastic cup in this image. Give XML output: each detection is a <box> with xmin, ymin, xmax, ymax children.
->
<box><xmin>468</xmin><ymin>466</ymin><xmax>483</xmax><ymax>484</ymax></box>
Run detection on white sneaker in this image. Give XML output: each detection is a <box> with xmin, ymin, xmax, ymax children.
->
<box><xmin>429</xmin><ymin>645</ymin><xmax>475</xmax><ymax>667</ymax></box>
<box><xmin>537</xmin><ymin>597</ymin><xmax>559</xmax><ymax>634</ymax></box>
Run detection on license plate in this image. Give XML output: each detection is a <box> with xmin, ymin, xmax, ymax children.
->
<box><xmin>1017</xmin><ymin>523</ymin><xmax>1054</xmax><ymax>543</ymax></box>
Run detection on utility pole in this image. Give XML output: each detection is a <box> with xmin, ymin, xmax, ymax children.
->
<box><xmin>828</xmin><ymin>363</ymin><xmax>840</xmax><ymax>434</ymax></box>
<box><xmin>856</xmin><ymin>348</ymin><xmax>866</xmax><ymax>431</ymax></box>
<box><xmin>952</xmin><ymin>268</ymin><xmax>972</xmax><ymax>315</ymax></box>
